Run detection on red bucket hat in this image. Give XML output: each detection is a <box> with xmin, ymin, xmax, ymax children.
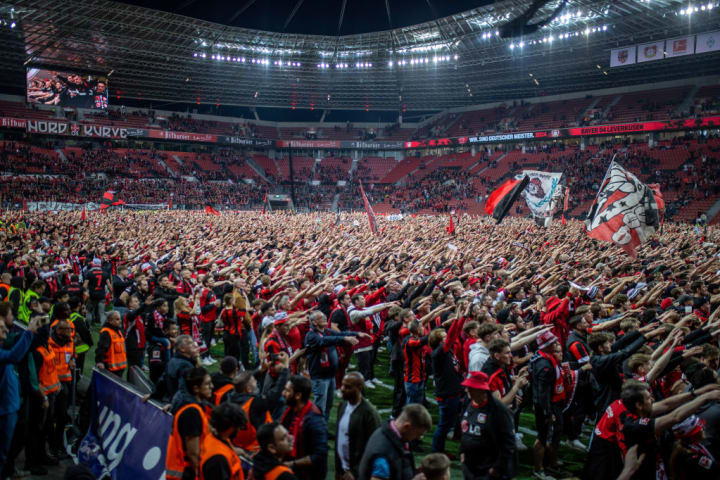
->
<box><xmin>461</xmin><ymin>372</ymin><xmax>491</xmax><ymax>391</ymax></box>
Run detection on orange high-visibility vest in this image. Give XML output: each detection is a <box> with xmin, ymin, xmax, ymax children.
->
<box><xmin>251</xmin><ymin>465</ymin><xmax>292</xmax><ymax>480</ymax></box>
<box><xmin>36</xmin><ymin>345</ymin><xmax>60</xmax><ymax>395</ymax></box>
<box><xmin>48</xmin><ymin>336</ymin><xmax>74</xmax><ymax>383</ymax></box>
<box><xmin>166</xmin><ymin>403</ymin><xmax>209</xmax><ymax>480</ymax></box>
<box><xmin>100</xmin><ymin>326</ymin><xmax>127</xmax><ymax>371</ymax></box>
<box><xmin>200</xmin><ymin>433</ymin><xmax>244</xmax><ymax>480</ymax></box>
<box><xmin>213</xmin><ymin>384</ymin><xmax>234</xmax><ymax>406</ymax></box>
<box><xmin>0</xmin><ymin>282</ymin><xmax>10</xmax><ymax>301</ymax></box>
<box><xmin>232</xmin><ymin>396</ymin><xmax>272</xmax><ymax>453</ymax></box>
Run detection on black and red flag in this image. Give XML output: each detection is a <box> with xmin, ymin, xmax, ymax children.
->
<box><xmin>100</xmin><ymin>190</ymin><xmax>124</xmax><ymax>212</ymax></box>
<box><xmin>484</xmin><ymin>176</ymin><xmax>530</xmax><ymax>224</ymax></box>
<box><xmin>561</xmin><ymin>187</ymin><xmax>569</xmax><ymax>226</ymax></box>
<box><xmin>205</xmin><ymin>205</ymin><xmax>220</xmax><ymax>216</ymax></box>
<box><xmin>585</xmin><ymin>160</ymin><xmax>663</xmax><ymax>257</ymax></box>
<box><xmin>262</xmin><ymin>192</ymin><xmax>267</xmax><ymax>215</ymax></box>
<box><xmin>359</xmin><ymin>182</ymin><xmax>378</xmax><ymax>234</ymax></box>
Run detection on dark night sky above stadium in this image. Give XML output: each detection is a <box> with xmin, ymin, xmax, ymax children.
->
<box><xmin>119</xmin><ymin>0</ymin><xmax>494</xmax><ymax>35</ymax></box>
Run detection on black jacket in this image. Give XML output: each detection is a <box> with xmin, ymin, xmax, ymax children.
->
<box><xmin>334</xmin><ymin>398</ymin><xmax>382</xmax><ymax>478</ymax></box>
<box><xmin>566</xmin><ymin>330</ymin><xmax>590</xmax><ymax>369</ymax></box>
<box><xmin>460</xmin><ymin>395</ymin><xmax>516</xmax><ymax>478</ymax></box>
<box><xmin>151</xmin><ymin>352</ymin><xmax>195</xmax><ymax>401</ymax></box>
<box><xmin>431</xmin><ymin>344</ymin><xmax>463</xmax><ymax>399</ymax></box>
<box><xmin>359</xmin><ymin>421</ymin><xmax>416</xmax><ymax>480</ymax></box>
<box><xmin>590</xmin><ymin>331</ymin><xmax>646</xmax><ymax>414</ymax></box>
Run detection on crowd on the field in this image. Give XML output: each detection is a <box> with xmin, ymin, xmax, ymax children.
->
<box><xmin>1</xmin><ymin>210</ymin><xmax>720</xmax><ymax>480</ymax></box>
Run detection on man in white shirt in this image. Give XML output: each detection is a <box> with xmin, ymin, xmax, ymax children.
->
<box><xmin>335</xmin><ymin>372</ymin><xmax>381</xmax><ymax>480</ymax></box>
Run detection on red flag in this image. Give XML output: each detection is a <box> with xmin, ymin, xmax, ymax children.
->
<box><xmin>205</xmin><ymin>205</ymin><xmax>220</xmax><ymax>216</ymax></box>
<box><xmin>22</xmin><ymin>200</ymin><xmax>27</xmax><ymax>211</ymax></box>
<box><xmin>262</xmin><ymin>192</ymin><xmax>267</xmax><ymax>215</ymax></box>
<box><xmin>81</xmin><ymin>206</ymin><xmax>86</xmax><ymax>221</ymax></box>
<box><xmin>561</xmin><ymin>187</ymin><xmax>569</xmax><ymax>226</ymax></box>
<box><xmin>168</xmin><ymin>197</ymin><xmax>172</xmax><ymax>210</ymax></box>
<box><xmin>446</xmin><ymin>214</ymin><xmax>455</xmax><ymax>235</ymax></box>
<box><xmin>359</xmin><ymin>182</ymin><xmax>378</xmax><ymax>234</ymax></box>
<box><xmin>484</xmin><ymin>176</ymin><xmax>530</xmax><ymax>223</ymax></box>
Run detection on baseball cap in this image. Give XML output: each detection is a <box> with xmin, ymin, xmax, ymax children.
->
<box><xmin>461</xmin><ymin>371</ymin><xmax>491</xmax><ymax>391</ymax></box>
<box><xmin>660</xmin><ymin>297</ymin><xmax>674</xmax><ymax>311</ymax></box>
<box><xmin>537</xmin><ymin>330</ymin><xmax>559</xmax><ymax>350</ymax></box>
<box><xmin>273</xmin><ymin>311</ymin><xmax>289</xmax><ymax>325</ymax></box>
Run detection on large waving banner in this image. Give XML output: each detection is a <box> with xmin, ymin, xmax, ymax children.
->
<box><xmin>78</xmin><ymin>370</ymin><xmax>172</xmax><ymax>480</ymax></box>
<box><xmin>518</xmin><ymin>170</ymin><xmax>563</xmax><ymax>218</ymax></box>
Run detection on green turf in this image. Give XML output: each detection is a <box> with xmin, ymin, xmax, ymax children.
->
<box><xmin>85</xmin><ymin>325</ymin><xmax>587</xmax><ymax>479</ymax></box>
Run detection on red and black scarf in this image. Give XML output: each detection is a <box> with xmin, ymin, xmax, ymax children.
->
<box><xmin>538</xmin><ymin>350</ymin><xmax>566</xmax><ymax>402</ymax></box>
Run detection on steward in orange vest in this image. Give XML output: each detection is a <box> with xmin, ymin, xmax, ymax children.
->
<box><xmin>212</xmin><ymin>357</ymin><xmax>240</xmax><ymax>406</ymax></box>
<box><xmin>49</xmin><ymin>320</ymin><xmax>75</xmax><ymax>384</ymax></box>
<box><xmin>166</xmin><ymin>367</ymin><xmax>213</xmax><ymax>480</ymax></box>
<box><xmin>36</xmin><ymin>344</ymin><xmax>60</xmax><ymax>396</ymax></box>
<box><xmin>95</xmin><ymin>311</ymin><xmax>127</xmax><ymax>377</ymax></box>
<box><xmin>200</xmin><ymin>402</ymin><xmax>248</xmax><ymax>480</ymax></box>
<box><xmin>249</xmin><ymin>423</ymin><xmax>297</xmax><ymax>480</ymax></box>
<box><xmin>228</xmin><ymin>372</ymin><xmax>273</xmax><ymax>453</ymax></box>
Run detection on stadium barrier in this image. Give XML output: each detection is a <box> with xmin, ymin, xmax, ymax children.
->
<box><xmin>77</xmin><ymin>369</ymin><xmax>172</xmax><ymax>480</ymax></box>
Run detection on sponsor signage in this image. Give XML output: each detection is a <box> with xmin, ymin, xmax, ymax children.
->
<box><xmin>0</xmin><ymin>117</ymin><xmax>27</xmax><ymax>128</ymax></box>
<box><xmin>147</xmin><ymin>129</ymin><xmax>217</xmax><ymax>143</ymax></box>
<box><xmin>4</xmin><ymin>115</ymin><xmax>720</xmax><ymax>148</ymax></box>
<box><xmin>276</xmin><ymin>139</ymin><xmax>341</xmax><ymax>148</ymax></box>
<box><xmin>341</xmin><ymin>140</ymin><xmax>405</xmax><ymax>150</ymax></box>
<box><xmin>79</xmin><ymin>370</ymin><xmax>171</xmax><ymax>480</ymax></box>
<box><xmin>220</xmin><ymin>136</ymin><xmax>274</xmax><ymax>147</ymax></box>
<box><xmin>567</xmin><ymin>116</ymin><xmax>720</xmax><ymax>136</ymax></box>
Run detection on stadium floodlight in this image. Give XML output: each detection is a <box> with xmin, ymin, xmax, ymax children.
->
<box><xmin>388</xmin><ymin>60</ymin><xmax>393</xmax><ymax>67</ymax></box>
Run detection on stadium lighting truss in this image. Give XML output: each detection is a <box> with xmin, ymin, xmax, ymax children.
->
<box><xmin>0</xmin><ymin>0</ymin><xmax>719</xmax><ymax>111</ymax></box>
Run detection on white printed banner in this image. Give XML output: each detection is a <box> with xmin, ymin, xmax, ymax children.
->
<box><xmin>665</xmin><ymin>36</ymin><xmax>695</xmax><ymax>57</ymax></box>
<box><xmin>696</xmin><ymin>31</ymin><xmax>720</xmax><ymax>54</ymax></box>
<box><xmin>517</xmin><ymin>170</ymin><xmax>563</xmax><ymax>218</ymax></box>
<box><xmin>637</xmin><ymin>41</ymin><xmax>665</xmax><ymax>62</ymax></box>
<box><xmin>610</xmin><ymin>46</ymin><xmax>636</xmax><ymax>67</ymax></box>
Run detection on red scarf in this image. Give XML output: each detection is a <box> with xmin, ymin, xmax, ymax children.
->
<box><xmin>538</xmin><ymin>350</ymin><xmax>566</xmax><ymax>402</ymax></box>
<box><xmin>282</xmin><ymin>401</ymin><xmax>321</xmax><ymax>458</ymax></box>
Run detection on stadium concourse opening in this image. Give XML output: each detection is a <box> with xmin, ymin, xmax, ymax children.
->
<box><xmin>3</xmin><ymin>1</ymin><xmax>720</xmax><ymax>480</ymax></box>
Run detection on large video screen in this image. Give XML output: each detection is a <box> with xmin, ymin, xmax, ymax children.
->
<box><xmin>26</xmin><ymin>68</ymin><xmax>108</xmax><ymax>109</ymax></box>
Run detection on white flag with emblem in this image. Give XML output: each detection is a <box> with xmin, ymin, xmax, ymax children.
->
<box><xmin>610</xmin><ymin>46</ymin><xmax>636</xmax><ymax>67</ymax></box>
<box><xmin>665</xmin><ymin>36</ymin><xmax>695</xmax><ymax>57</ymax></box>
<box><xmin>516</xmin><ymin>170</ymin><xmax>563</xmax><ymax>219</ymax></box>
<box><xmin>637</xmin><ymin>41</ymin><xmax>665</xmax><ymax>62</ymax></box>
<box><xmin>696</xmin><ymin>31</ymin><xmax>720</xmax><ymax>54</ymax></box>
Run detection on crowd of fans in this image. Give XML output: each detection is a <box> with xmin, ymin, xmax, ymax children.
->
<box><xmin>3</xmin><ymin>210</ymin><xmax>720</xmax><ymax>480</ymax></box>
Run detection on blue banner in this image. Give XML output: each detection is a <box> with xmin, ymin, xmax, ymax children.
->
<box><xmin>78</xmin><ymin>370</ymin><xmax>172</xmax><ymax>479</ymax></box>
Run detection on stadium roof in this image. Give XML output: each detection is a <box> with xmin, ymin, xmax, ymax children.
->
<box><xmin>117</xmin><ymin>0</ymin><xmax>493</xmax><ymax>36</ymax></box>
<box><xmin>1</xmin><ymin>0</ymin><xmax>720</xmax><ymax>111</ymax></box>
